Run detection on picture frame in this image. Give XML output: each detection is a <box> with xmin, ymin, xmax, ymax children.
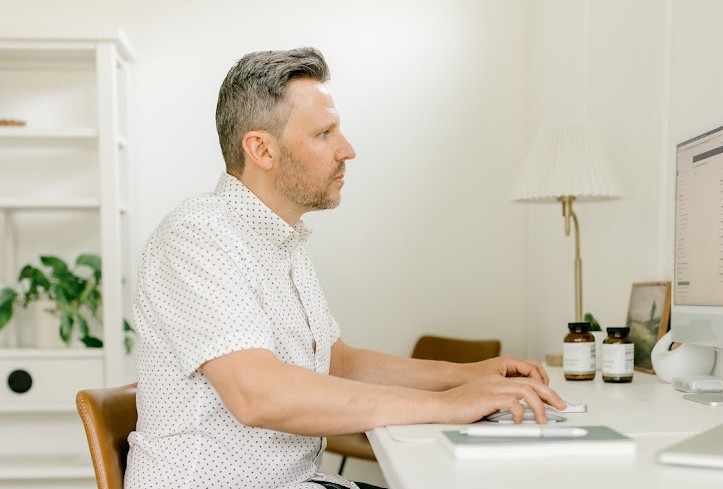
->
<box><xmin>625</xmin><ymin>281</ymin><xmax>671</xmax><ymax>373</ymax></box>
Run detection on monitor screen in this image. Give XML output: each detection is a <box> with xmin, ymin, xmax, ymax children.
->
<box><xmin>672</xmin><ymin>124</ymin><xmax>723</xmax><ymax>349</ymax></box>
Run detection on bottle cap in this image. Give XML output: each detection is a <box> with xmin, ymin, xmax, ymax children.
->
<box><xmin>568</xmin><ymin>322</ymin><xmax>591</xmax><ymax>332</ymax></box>
<box><xmin>606</xmin><ymin>327</ymin><xmax>630</xmax><ymax>335</ymax></box>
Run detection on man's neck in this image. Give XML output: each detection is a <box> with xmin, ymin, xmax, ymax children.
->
<box><xmin>230</xmin><ymin>171</ymin><xmax>304</xmax><ymax>226</ymax></box>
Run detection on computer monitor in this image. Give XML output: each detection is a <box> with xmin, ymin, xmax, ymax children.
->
<box><xmin>671</xmin><ymin>124</ymin><xmax>723</xmax><ymax>402</ymax></box>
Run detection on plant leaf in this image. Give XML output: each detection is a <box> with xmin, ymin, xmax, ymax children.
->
<box><xmin>40</xmin><ymin>255</ymin><xmax>69</xmax><ymax>278</ymax></box>
<box><xmin>81</xmin><ymin>335</ymin><xmax>103</xmax><ymax>348</ymax></box>
<box><xmin>76</xmin><ymin>314</ymin><xmax>89</xmax><ymax>336</ymax></box>
<box><xmin>0</xmin><ymin>299</ymin><xmax>15</xmax><ymax>330</ymax></box>
<box><xmin>124</xmin><ymin>335</ymin><xmax>134</xmax><ymax>354</ymax></box>
<box><xmin>59</xmin><ymin>313</ymin><xmax>74</xmax><ymax>344</ymax></box>
<box><xmin>123</xmin><ymin>319</ymin><xmax>136</xmax><ymax>353</ymax></box>
<box><xmin>18</xmin><ymin>265</ymin><xmax>50</xmax><ymax>304</ymax></box>
<box><xmin>123</xmin><ymin>319</ymin><xmax>135</xmax><ymax>332</ymax></box>
<box><xmin>584</xmin><ymin>312</ymin><xmax>602</xmax><ymax>332</ymax></box>
<box><xmin>60</xmin><ymin>272</ymin><xmax>85</xmax><ymax>299</ymax></box>
<box><xmin>0</xmin><ymin>287</ymin><xmax>17</xmax><ymax>305</ymax></box>
<box><xmin>52</xmin><ymin>283</ymin><xmax>73</xmax><ymax>311</ymax></box>
<box><xmin>0</xmin><ymin>288</ymin><xmax>17</xmax><ymax>330</ymax></box>
<box><xmin>86</xmin><ymin>289</ymin><xmax>101</xmax><ymax>316</ymax></box>
<box><xmin>76</xmin><ymin>253</ymin><xmax>102</xmax><ymax>283</ymax></box>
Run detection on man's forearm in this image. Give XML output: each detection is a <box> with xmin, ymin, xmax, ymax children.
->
<box><xmin>202</xmin><ymin>348</ymin><xmax>444</xmax><ymax>436</ymax></box>
<box><xmin>204</xmin><ymin>347</ymin><xmax>564</xmax><ymax>436</ymax></box>
<box><xmin>331</xmin><ymin>344</ymin><xmax>472</xmax><ymax>391</ymax></box>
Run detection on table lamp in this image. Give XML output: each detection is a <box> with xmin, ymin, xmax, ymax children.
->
<box><xmin>510</xmin><ymin>122</ymin><xmax>622</xmax><ymax>322</ymax></box>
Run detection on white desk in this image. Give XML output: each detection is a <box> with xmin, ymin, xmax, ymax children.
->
<box><xmin>367</xmin><ymin>367</ymin><xmax>723</xmax><ymax>489</ymax></box>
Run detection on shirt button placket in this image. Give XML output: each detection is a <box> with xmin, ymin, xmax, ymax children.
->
<box><xmin>290</xmin><ymin>252</ymin><xmax>320</xmax><ymax>368</ymax></box>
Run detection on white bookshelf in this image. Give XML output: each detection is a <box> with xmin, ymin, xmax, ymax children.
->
<box><xmin>0</xmin><ymin>199</ymin><xmax>100</xmax><ymax>210</ymax></box>
<box><xmin>0</xmin><ymin>31</ymin><xmax>135</xmax><ymax>486</ymax></box>
<box><xmin>0</xmin><ymin>454</ymin><xmax>94</xmax><ymax>480</ymax></box>
<box><xmin>0</xmin><ymin>127</ymin><xmax>97</xmax><ymax>139</ymax></box>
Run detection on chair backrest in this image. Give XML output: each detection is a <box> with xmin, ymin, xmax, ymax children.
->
<box><xmin>411</xmin><ymin>335</ymin><xmax>501</xmax><ymax>363</ymax></box>
<box><xmin>76</xmin><ymin>383</ymin><xmax>138</xmax><ymax>489</ymax></box>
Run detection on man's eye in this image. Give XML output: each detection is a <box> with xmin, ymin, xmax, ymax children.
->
<box><xmin>319</xmin><ymin>131</ymin><xmax>329</xmax><ymax>138</ymax></box>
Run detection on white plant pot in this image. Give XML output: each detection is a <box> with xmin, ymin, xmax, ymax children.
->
<box><xmin>18</xmin><ymin>300</ymin><xmax>65</xmax><ymax>349</ymax></box>
<box><xmin>0</xmin><ymin>319</ymin><xmax>17</xmax><ymax>348</ymax></box>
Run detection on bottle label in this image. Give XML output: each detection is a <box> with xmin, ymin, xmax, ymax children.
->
<box><xmin>602</xmin><ymin>343</ymin><xmax>634</xmax><ymax>376</ymax></box>
<box><xmin>563</xmin><ymin>342</ymin><xmax>595</xmax><ymax>374</ymax></box>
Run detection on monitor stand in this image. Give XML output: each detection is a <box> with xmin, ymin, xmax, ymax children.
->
<box><xmin>684</xmin><ymin>393</ymin><xmax>723</xmax><ymax>406</ymax></box>
<box><xmin>681</xmin><ymin>350</ymin><xmax>723</xmax><ymax>406</ymax></box>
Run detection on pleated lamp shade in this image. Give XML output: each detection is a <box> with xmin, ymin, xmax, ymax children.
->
<box><xmin>510</xmin><ymin>122</ymin><xmax>622</xmax><ymax>202</ymax></box>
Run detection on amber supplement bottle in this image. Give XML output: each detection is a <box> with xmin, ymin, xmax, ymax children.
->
<box><xmin>563</xmin><ymin>322</ymin><xmax>596</xmax><ymax>380</ymax></box>
<box><xmin>602</xmin><ymin>327</ymin><xmax>634</xmax><ymax>383</ymax></box>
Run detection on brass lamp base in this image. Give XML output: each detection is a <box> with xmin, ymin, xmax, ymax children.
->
<box><xmin>559</xmin><ymin>196</ymin><xmax>583</xmax><ymax>323</ymax></box>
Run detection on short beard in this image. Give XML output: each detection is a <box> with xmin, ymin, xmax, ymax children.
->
<box><xmin>275</xmin><ymin>145</ymin><xmax>344</xmax><ymax>211</ymax></box>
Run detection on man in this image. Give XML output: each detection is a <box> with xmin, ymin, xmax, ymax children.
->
<box><xmin>125</xmin><ymin>47</ymin><xmax>564</xmax><ymax>489</ymax></box>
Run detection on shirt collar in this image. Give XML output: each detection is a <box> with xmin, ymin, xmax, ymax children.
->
<box><xmin>214</xmin><ymin>172</ymin><xmax>312</xmax><ymax>250</ymax></box>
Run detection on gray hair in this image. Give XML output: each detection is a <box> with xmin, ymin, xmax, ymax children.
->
<box><xmin>216</xmin><ymin>47</ymin><xmax>330</xmax><ymax>175</ymax></box>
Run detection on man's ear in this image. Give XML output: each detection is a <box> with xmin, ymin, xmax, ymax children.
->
<box><xmin>241</xmin><ymin>131</ymin><xmax>276</xmax><ymax>171</ymax></box>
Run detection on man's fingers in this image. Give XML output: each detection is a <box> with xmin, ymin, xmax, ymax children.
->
<box><xmin>519</xmin><ymin>388</ymin><xmax>549</xmax><ymax>425</ymax></box>
<box><xmin>442</xmin><ymin>372</ymin><xmax>566</xmax><ymax>425</ymax></box>
<box><xmin>496</xmin><ymin>377</ymin><xmax>566</xmax><ymax>421</ymax></box>
<box><xmin>504</xmin><ymin>358</ymin><xmax>550</xmax><ymax>384</ymax></box>
<box><xmin>530</xmin><ymin>360</ymin><xmax>549</xmax><ymax>384</ymax></box>
<box><xmin>507</xmin><ymin>400</ymin><xmax>527</xmax><ymax>424</ymax></box>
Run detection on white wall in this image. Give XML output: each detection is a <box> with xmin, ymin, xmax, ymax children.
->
<box><xmin>120</xmin><ymin>0</ymin><xmax>533</xmax><ymax>357</ymax></box>
<box><xmin>6</xmin><ymin>0</ymin><xmax>723</xmax><ymax>486</ymax></box>
<box><xmin>3</xmin><ymin>0</ymin><xmax>722</xmax><ymax>362</ymax></box>
<box><xmin>521</xmin><ymin>0</ymin><xmax>723</xmax><ymax>362</ymax></box>
<box><xmin>118</xmin><ymin>0</ymin><xmax>531</xmax><ymax>356</ymax></box>
<box><xmin>669</xmin><ymin>0</ymin><xmax>723</xmax><ymax>196</ymax></box>
<box><xmin>523</xmin><ymin>0</ymin><xmax>672</xmax><ymax>360</ymax></box>
<box><xmin>0</xmin><ymin>0</ymin><xmax>533</xmax><ymax>357</ymax></box>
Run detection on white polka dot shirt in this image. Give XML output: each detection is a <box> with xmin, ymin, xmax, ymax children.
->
<box><xmin>124</xmin><ymin>173</ymin><xmax>357</xmax><ymax>489</ymax></box>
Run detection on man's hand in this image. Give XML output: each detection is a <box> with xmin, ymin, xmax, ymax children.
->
<box><xmin>330</xmin><ymin>341</ymin><xmax>565</xmax><ymax>424</ymax></box>
<box><xmin>435</xmin><ymin>373</ymin><xmax>564</xmax><ymax>425</ymax></box>
<box><xmin>465</xmin><ymin>355</ymin><xmax>551</xmax><ymax>384</ymax></box>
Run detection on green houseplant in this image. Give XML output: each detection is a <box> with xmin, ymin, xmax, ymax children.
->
<box><xmin>0</xmin><ymin>253</ymin><xmax>134</xmax><ymax>351</ymax></box>
<box><xmin>584</xmin><ymin>312</ymin><xmax>602</xmax><ymax>332</ymax></box>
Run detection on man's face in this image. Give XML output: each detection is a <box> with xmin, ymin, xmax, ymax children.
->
<box><xmin>273</xmin><ymin>79</ymin><xmax>356</xmax><ymax>213</ymax></box>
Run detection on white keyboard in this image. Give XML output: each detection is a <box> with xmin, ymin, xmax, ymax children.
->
<box><xmin>482</xmin><ymin>394</ymin><xmax>587</xmax><ymax>423</ymax></box>
<box><xmin>550</xmin><ymin>393</ymin><xmax>587</xmax><ymax>413</ymax></box>
<box><xmin>517</xmin><ymin>393</ymin><xmax>587</xmax><ymax>413</ymax></box>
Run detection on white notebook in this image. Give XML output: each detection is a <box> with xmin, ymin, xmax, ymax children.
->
<box><xmin>657</xmin><ymin>423</ymin><xmax>723</xmax><ymax>469</ymax></box>
<box><xmin>438</xmin><ymin>425</ymin><xmax>634</xmax><ymax>459</ymax></box>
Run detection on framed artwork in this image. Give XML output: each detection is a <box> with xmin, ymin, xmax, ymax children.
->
<box><xmin>625</xmin><ymin>281</ymin><xmax>671</xmax><ymax>373</ymax></box>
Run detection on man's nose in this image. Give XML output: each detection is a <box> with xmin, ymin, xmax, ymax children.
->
<box><xmin>339</xmin><ymin>133</ymin><xmax>356</xmax><ymax>161</ymax></box>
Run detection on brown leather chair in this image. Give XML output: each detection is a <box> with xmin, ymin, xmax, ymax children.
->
<box><xmin>411</xmin><ymin>335</ymin><xmax>501</xmax><ymax>363</ymax></box>
<box><xmin>76</xmin><ymin>383</ymin><xmax>138</xmax><ymax>489</ymax></box>
<box><xmin>325</xmin><ymin>335</ymin><xmax>501</xmax><ymax>474</ymax></box>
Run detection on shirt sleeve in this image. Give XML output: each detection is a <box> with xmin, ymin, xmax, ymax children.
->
<box><xmin>138</xmin><ymin>212</ymin><xmax>274</xmax><ymax>377</ymax></box>
<box><xmin>328</xmin><ymin>313</ymin><xmax>341</xmax><ymax>344</ymax></box>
